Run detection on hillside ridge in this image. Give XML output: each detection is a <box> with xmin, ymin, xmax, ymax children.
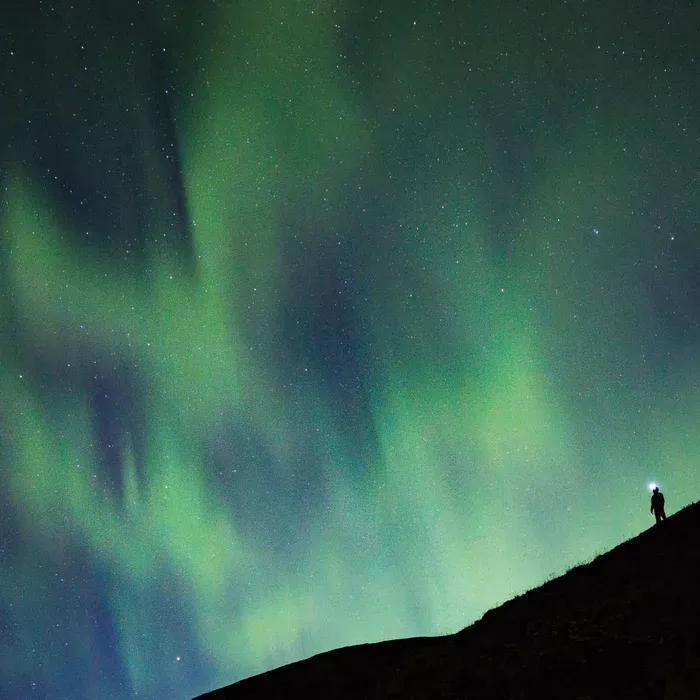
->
<box><xmin>195</xmin><ymin>501</ymin><xmax>700</xmax><ymax>699</ymax></box>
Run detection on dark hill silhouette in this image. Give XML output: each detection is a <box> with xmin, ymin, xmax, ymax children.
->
<box><xmin>195</xmin><ymin>501</ymin><xmax>700</xmax><ymax>699</ymax></box>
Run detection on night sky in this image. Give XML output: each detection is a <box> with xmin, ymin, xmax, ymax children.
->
<box><xmin>1</xmin><ymin>0</ymin><xmax>699</xmax><ymax>698</ymax></box>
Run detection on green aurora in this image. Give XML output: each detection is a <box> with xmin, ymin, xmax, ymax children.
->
<box><xmin>1</xmin><ymin>1</ymin><xmax>699</xmax><ymax>697</ymax></box>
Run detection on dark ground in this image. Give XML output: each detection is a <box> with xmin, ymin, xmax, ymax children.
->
<box><xmin>195</xmin><ymin>501</ymin><xmax>700</xmax><ymax>699</ymax></box>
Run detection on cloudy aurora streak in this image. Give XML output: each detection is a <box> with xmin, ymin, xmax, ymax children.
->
<box><xmin>1</xmin><ymin>1</ymin><xmax>699</xmax><ymax>697</ymax></box>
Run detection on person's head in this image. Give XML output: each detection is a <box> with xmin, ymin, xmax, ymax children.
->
<box><xmin>653</xmin><ymin>486</ymin><xmax>659</xmax><ymax>494</ymax></box>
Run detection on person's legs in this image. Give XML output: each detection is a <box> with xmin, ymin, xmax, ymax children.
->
<box><xmin>655</xmin><ymin>511</ymin><xmax>662</xmax><ymax>525</ymax></box>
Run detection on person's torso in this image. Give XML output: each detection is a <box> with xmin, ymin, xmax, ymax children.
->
<box><xmin>652</xmin><ymin>492</ymin><xmax>664</xmax><ymax>508</ymax></box>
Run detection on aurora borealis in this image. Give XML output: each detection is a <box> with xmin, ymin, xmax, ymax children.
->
<box><xmin>1</xmin><ymin>0</ymin><xmax>699</xmax><ymax>697</ymax></box>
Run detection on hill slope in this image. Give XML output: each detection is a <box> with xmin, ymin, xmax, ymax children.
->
<box><xmin>195</xmin><ymin>502</ymin><xmax>700</xmax><ymax>699</ymax></box>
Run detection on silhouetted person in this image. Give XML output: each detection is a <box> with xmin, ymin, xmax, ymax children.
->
<box><xmin>651</xmin><ymin>486</ymin><xmax>666</xmax><ymax>524</ymax></box>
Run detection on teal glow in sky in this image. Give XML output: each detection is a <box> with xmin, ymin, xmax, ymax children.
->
<box><xmin>1</xmin><ymin>1</ymin><xmax>699</xmax><ymax>698</ymax></box>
